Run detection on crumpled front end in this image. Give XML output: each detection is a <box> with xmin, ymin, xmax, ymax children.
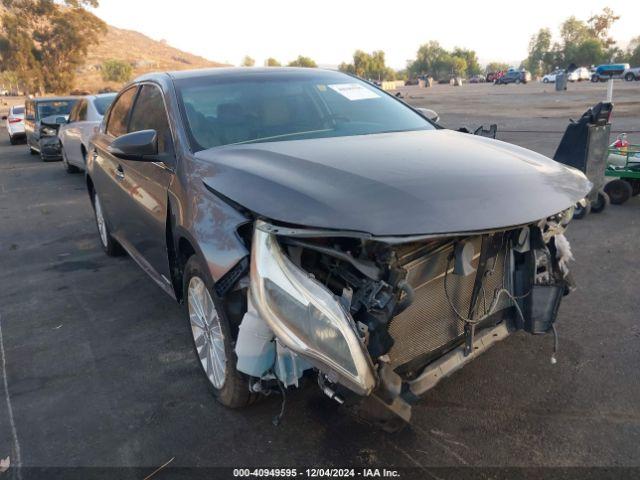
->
<box><xmin>235</xmin><ymin>210</ymin><xmax>575</xmax><ymax>429</ymax></box>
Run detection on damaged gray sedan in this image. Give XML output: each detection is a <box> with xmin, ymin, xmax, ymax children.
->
<box><xmin>86</xmin><ymin>67</ymin><xmax>590</xmax><ymax>428</ymax></box>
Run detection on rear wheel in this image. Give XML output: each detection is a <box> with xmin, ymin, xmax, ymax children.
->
<box><xmin>543</xmin><ymin>78</ymin><xmax>549</xmax><ymax>84</ymax></box>
<box><xmin>62</xmin><ymin>147</ymin><xmax>80</xmax><ymax>173</ymax></box>
<box><xmin>9</xmin><ymin>134</ymin><xmax>17</xmax><ymax>145</ymax></box>
<box><xmin>92</xmin><ymin>192</ymin><xmax>124</xmax><ymax>256</ymax></box>
<box><xmin>604</xmin><ymin>179</ymin><xmax>633</xmax><ymax>205</ymax></box>
<box><xmin>590</xmin><ymin>191</ymin><xmax>610</xmax><ymax>213</ymax></box>
<box><xmin>625</xmin><ymin>73</ymin><xmax>636</xmax><ymax>82</ymax></box>
<box><xmin>183</xmin><ymin>255</ymin><xmax>254</xmax><ymax>409</ymax></box>
<box><xmin>629</xmin><ymin>179</ymin><xmax>640</xmax><ymax>196</ymax></box>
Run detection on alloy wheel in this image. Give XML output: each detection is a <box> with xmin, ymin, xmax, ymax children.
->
<box><xmin>94</xmin><ymin>194</ymin><xmax>108</xmax><ymax>248</ymax></box>
<box><xmin>188</xmin><ymin>276</ymin><xmax>227</xmax><ymax>389</ymax></box>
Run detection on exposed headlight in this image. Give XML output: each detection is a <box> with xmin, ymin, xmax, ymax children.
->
<box><xmin>40</xmin><ymin>126</ymin><xmax>57</xmax><ymax>137</ymax></box>
<box><xmin>250</xmin><ymin>220</ymin><xmax>376</xmax><ymax>395</ymax></box>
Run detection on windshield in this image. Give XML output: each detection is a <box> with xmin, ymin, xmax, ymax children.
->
<box><xmin>175</xmin><ymin>71</ymin><xmax>434</xmax><ymax>151</ymax></box>
<box><xmin>12</xmin><ymin>106</ymin><xmax>24</xmax><ymax>115</ymax></box>
<box><xmin>37</xmin><ymin>100</ymin><xmax>76</xmax><ymax>119</ymax></box>
<box><xmin>94</xmin><ymin>94</ymin><xmax>116</xmax><ymax>116</ymax></box>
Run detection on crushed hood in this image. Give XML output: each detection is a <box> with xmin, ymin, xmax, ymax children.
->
<box><xmin>197</xmin><ymin>129</ymin><xmax>590</xmax><ymax>236</ymax></box>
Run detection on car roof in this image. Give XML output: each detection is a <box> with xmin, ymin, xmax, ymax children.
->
<box><xmin>27</xmin><ymin>96</ymin><xmax>79</xmax><ymax>103</ymax></box>
<box><xmin>135</xmin><ymin>67</ymin><xmax>345</xmax><ymax>83</ymax></box>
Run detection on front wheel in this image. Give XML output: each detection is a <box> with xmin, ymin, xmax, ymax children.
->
<box><xmin>625</xmin><ymin>73</ymin><xmax>635</xmax><ymax>82</ymax></box>
<box><xmin>183</xmin><ymin>255</ymin><xmax>254</xmax><ymax>409</ymax></box>
<box><xmin>573</xmin><ymin>200</ymin><xmax>591</xmax><ymax>219</ymax></box>
<box><xmin>590</xmin><ymin>191</ymin><xmax>610</xmax><ymax>213</ymax></box>
<box><xmin>543</xmin><ymin>78</ymin><xmax>549</xmax><ymax>84</ymax></box>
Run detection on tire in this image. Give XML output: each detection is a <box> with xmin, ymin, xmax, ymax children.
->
<box><xmin>29</xmin><ymin>146</ymin><xmax>38</xmax><ymax>155</ymax></box>
<box><xmin>628</xmin><ymin>179</ymin><xmax>640</xmax><ymax>196</ymax></box>
<box><xmin>183</xmin><ymin>255</ymin><xmax>254</xmax><ymax>409</ymax></box>
<box><xmin>92</xmin><ymin>191</ymin><xmax>124</xmax><ymax>256</ymax></box>
<box><xmin>543</xmin><ymin>78</ymin><xmax>549</xmax><ymax>84</ymax></box>
<box><xmin>591</xmin><ymin>75</ymin><xmax>598</xmax><ymax>83</ymax></box>
<box><xmin>590</xmin><ymin>191</ymin><xmax>610</xmax><ymax>213</ymax></box>
<box><xmin>62</xmin><ymin>147</ymin><xmax>80</xmax><ymax>173</ymax></box>
<box><xmin>604</xmin><ymin>179</ymin><xmax>633</xmax><ymax>205</ymax></box>
<box><xmin>573</xmin><ymin>200</ymin><xmax>591</xmax><ymax>219</ymax></box>
<box><xmin>9</xmin><ymin>134</ymin><xmax>17</xmax><ymax>145</ymax></box>
<box><xmin>515</xmin><ymin>78</ymin><xmax>521</xmax><ymax>84</ymax></box>
<box><xmin>625</xmin><ymin>73</ymin><xmax>635</xmax><ymax>82</ymax></box>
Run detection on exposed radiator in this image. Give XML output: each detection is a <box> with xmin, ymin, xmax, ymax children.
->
<box><xmin>388</xmin><ymin>235</ymin><xmax>511</xmax><ymax>370</ymax></box>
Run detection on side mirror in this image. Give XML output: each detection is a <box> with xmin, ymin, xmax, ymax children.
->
<box><xmin>416</xmin><ymin>107</ymin><xmax>440</xmax><ymax>123</ymax></box>
<box><xmin>108</xmin><ymin>129</ymin><xmax>158</xmax><ymax>161</ymax></box>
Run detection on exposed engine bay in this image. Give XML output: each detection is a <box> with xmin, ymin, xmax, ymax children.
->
<box><xmin>233</xmin><ymin>209</ymin><xmax>575</xmax><ymax>429</ymax></box>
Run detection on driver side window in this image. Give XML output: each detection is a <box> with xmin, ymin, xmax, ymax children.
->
<box><xmin>106</xmin><ymin>87</ymin><xmax>137</xmax><ymax>137</ymax></box>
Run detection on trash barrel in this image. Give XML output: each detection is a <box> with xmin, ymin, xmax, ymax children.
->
<box><xmin>555</xmin><ymin>72</ymin><xmax>567</xmax><ymax>91</ymax></box>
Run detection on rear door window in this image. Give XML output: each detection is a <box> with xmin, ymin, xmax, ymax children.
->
<box><xmin>106</xmin><ymin>87</ymin><xmax>138</xmax><ymax>137</ymax></box>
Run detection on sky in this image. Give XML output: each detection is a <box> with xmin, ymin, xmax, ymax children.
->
<box><xmin>92</xmin><ymin>0</ymin><xmax>639</xmax><ymax>69</ymax></box>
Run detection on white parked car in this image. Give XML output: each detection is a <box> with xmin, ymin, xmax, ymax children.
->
<box><xmin>623</xmin><ymin>67</ymin><xmax>640</xmax><ymax>81</ymax></box>
<box><xmin>542</xmin><ymin>70</ymin><xmax>564</xmax><ymax>83</ymax></box>
<box><xmin>568</xmin><ymin>67</ymin><xmax>591</xmax><ymax>82</ymax></box>
<box><xmin>58</xmin><ymin>93</ymin><xmax>116</xmax><ymax>173</ymax></box>
<box><xmin>3</xmin><ymin>105</ymin><xmax>25</xmax><ymax>145</ymax></box>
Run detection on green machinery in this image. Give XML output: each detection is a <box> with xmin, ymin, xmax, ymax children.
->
<box><xmin>605</xmin><ymin>142</ymin><xmax>640</xmax><ymax>205</ymax></box>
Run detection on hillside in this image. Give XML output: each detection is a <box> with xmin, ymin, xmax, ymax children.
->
<box><xmin>0</xmin><ymin>4</ymin><xmax>228</xmax><ymax>93</ymax></box>
<box><xmin>78</xmin><ymin>25</ymin><xmax>228</xmax><ymax>92</ymax></box>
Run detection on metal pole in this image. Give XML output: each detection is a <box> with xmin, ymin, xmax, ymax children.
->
<box><xmin>606</xmin><ymin>77</ymin><xmax>613</xmax><ymax>102</ymax></box>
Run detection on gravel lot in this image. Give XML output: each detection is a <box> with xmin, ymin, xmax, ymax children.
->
<box><xmin>0</xmin><ymin>81</ymin><xmax>639</xmax><ymax>478</ymax></box>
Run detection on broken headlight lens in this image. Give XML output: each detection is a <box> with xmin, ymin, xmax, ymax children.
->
<box><xmin>250</xmin><ymin>221</ymin><xmax>376</xmax><ymax>395</ymax></box>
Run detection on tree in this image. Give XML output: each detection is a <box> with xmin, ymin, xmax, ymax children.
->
<box><xmin>452</xmin><ymin>47</ymin><xmax>481</xmax><ymax>75</ymax></box>
<box><xmin>627</xmin><ymin>36</ymin><xmax>640</xmax><ymax>67</ymax></box>
<box><xmin>265</xmin><ymin>57</ymin><xmax>281</xmax><ymax>67</ymax></box>
<box><xmin>408</xmin><ymin>41</ymin><xmax>447</xmax><ymax>76</ymax></box>
<box><xmin>523</xmin><ymin>28</ymin><xmax>552</xmax><ymax>76</ymax></box>
<box><xmin>101</xmin><ymin>59</ymin><xmax>133</xmax><ymax>83</ymax></box>
<box><xmin>287</xmin><ymin>55</ymin><xmax>317</xmax><ymax>68</ymax></box>
<box><xmin>485</xmin><ymin>62</ymin><xmax>510</xmax><ymax>74</ymax></box>
<box><xmin>241</xmin><ymin>55</ymin><xmax>255</xmax><ymax>67</ymax></box>
<box><xmin>560</xmin><ymin>17</ymin><xmax>591</xmax><ymax>45</ymax></box>
<box><xmin>588</xmin><ymin>7</ymin><xmax>620</xmax><ymax>47</ymax></box>
<box><xmin>0</xmin><ymin>0</ymin><xmax>106</xmax><ymax>94</ymax></box>
<box><xmin>340</xmin><ymin>50</ymin><xmax>391</xmax><ymax>80</ymax></box>
<box><xmin>564</xmin><ymin>39</ymin><xmax>607</xmax><ymax>67</ymax></box>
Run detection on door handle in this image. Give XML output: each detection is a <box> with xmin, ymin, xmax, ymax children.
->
<box><xmin>115</xmin><ymin>165</ymin><xmax>125</xmax><ymax>180</ymax></box>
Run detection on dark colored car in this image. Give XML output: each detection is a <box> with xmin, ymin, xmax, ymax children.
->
<box><xmin>24</xmin><ymin>96</ymin><xmax>78</xmax><ymax>160</ymax></box>
<box><xmin>86</xmin><ymin>68</ymin><xmax>589</xmax><ymax>428</ymax></box>
<box><xmin>495</xmin><ymin>69</ymin><xmax>531</xmax><ymax>84</ymax></box>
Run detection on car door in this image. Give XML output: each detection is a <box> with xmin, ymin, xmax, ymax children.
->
<box><xmin>114</xmin><ymin>83</ymin><xmax>176</xmax><ymax>283</ymax></box>
<box><xmin>91</xmin><ymin>86</ymin><xmax>139</xmax><ymax>240</ymax></box>
<box><xmin>24</xmin><ymin>101</ymin><xmax>36</xmax><ymax>148</ymax></box>
<box><xmin>64</xmin><ymin>100</ymin><xmax>88</xmax><ymax>168</ymax></box>
<box><xmin>61</xmin><ymin>101</ymin><xmax>81</xmax><ymax>165</ymax></box>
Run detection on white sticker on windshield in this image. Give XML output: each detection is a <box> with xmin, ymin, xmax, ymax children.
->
<box><xmin>328</xmin><ymin>83</ymin><xmax>380</xmax><ymax>101</ymax></box>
